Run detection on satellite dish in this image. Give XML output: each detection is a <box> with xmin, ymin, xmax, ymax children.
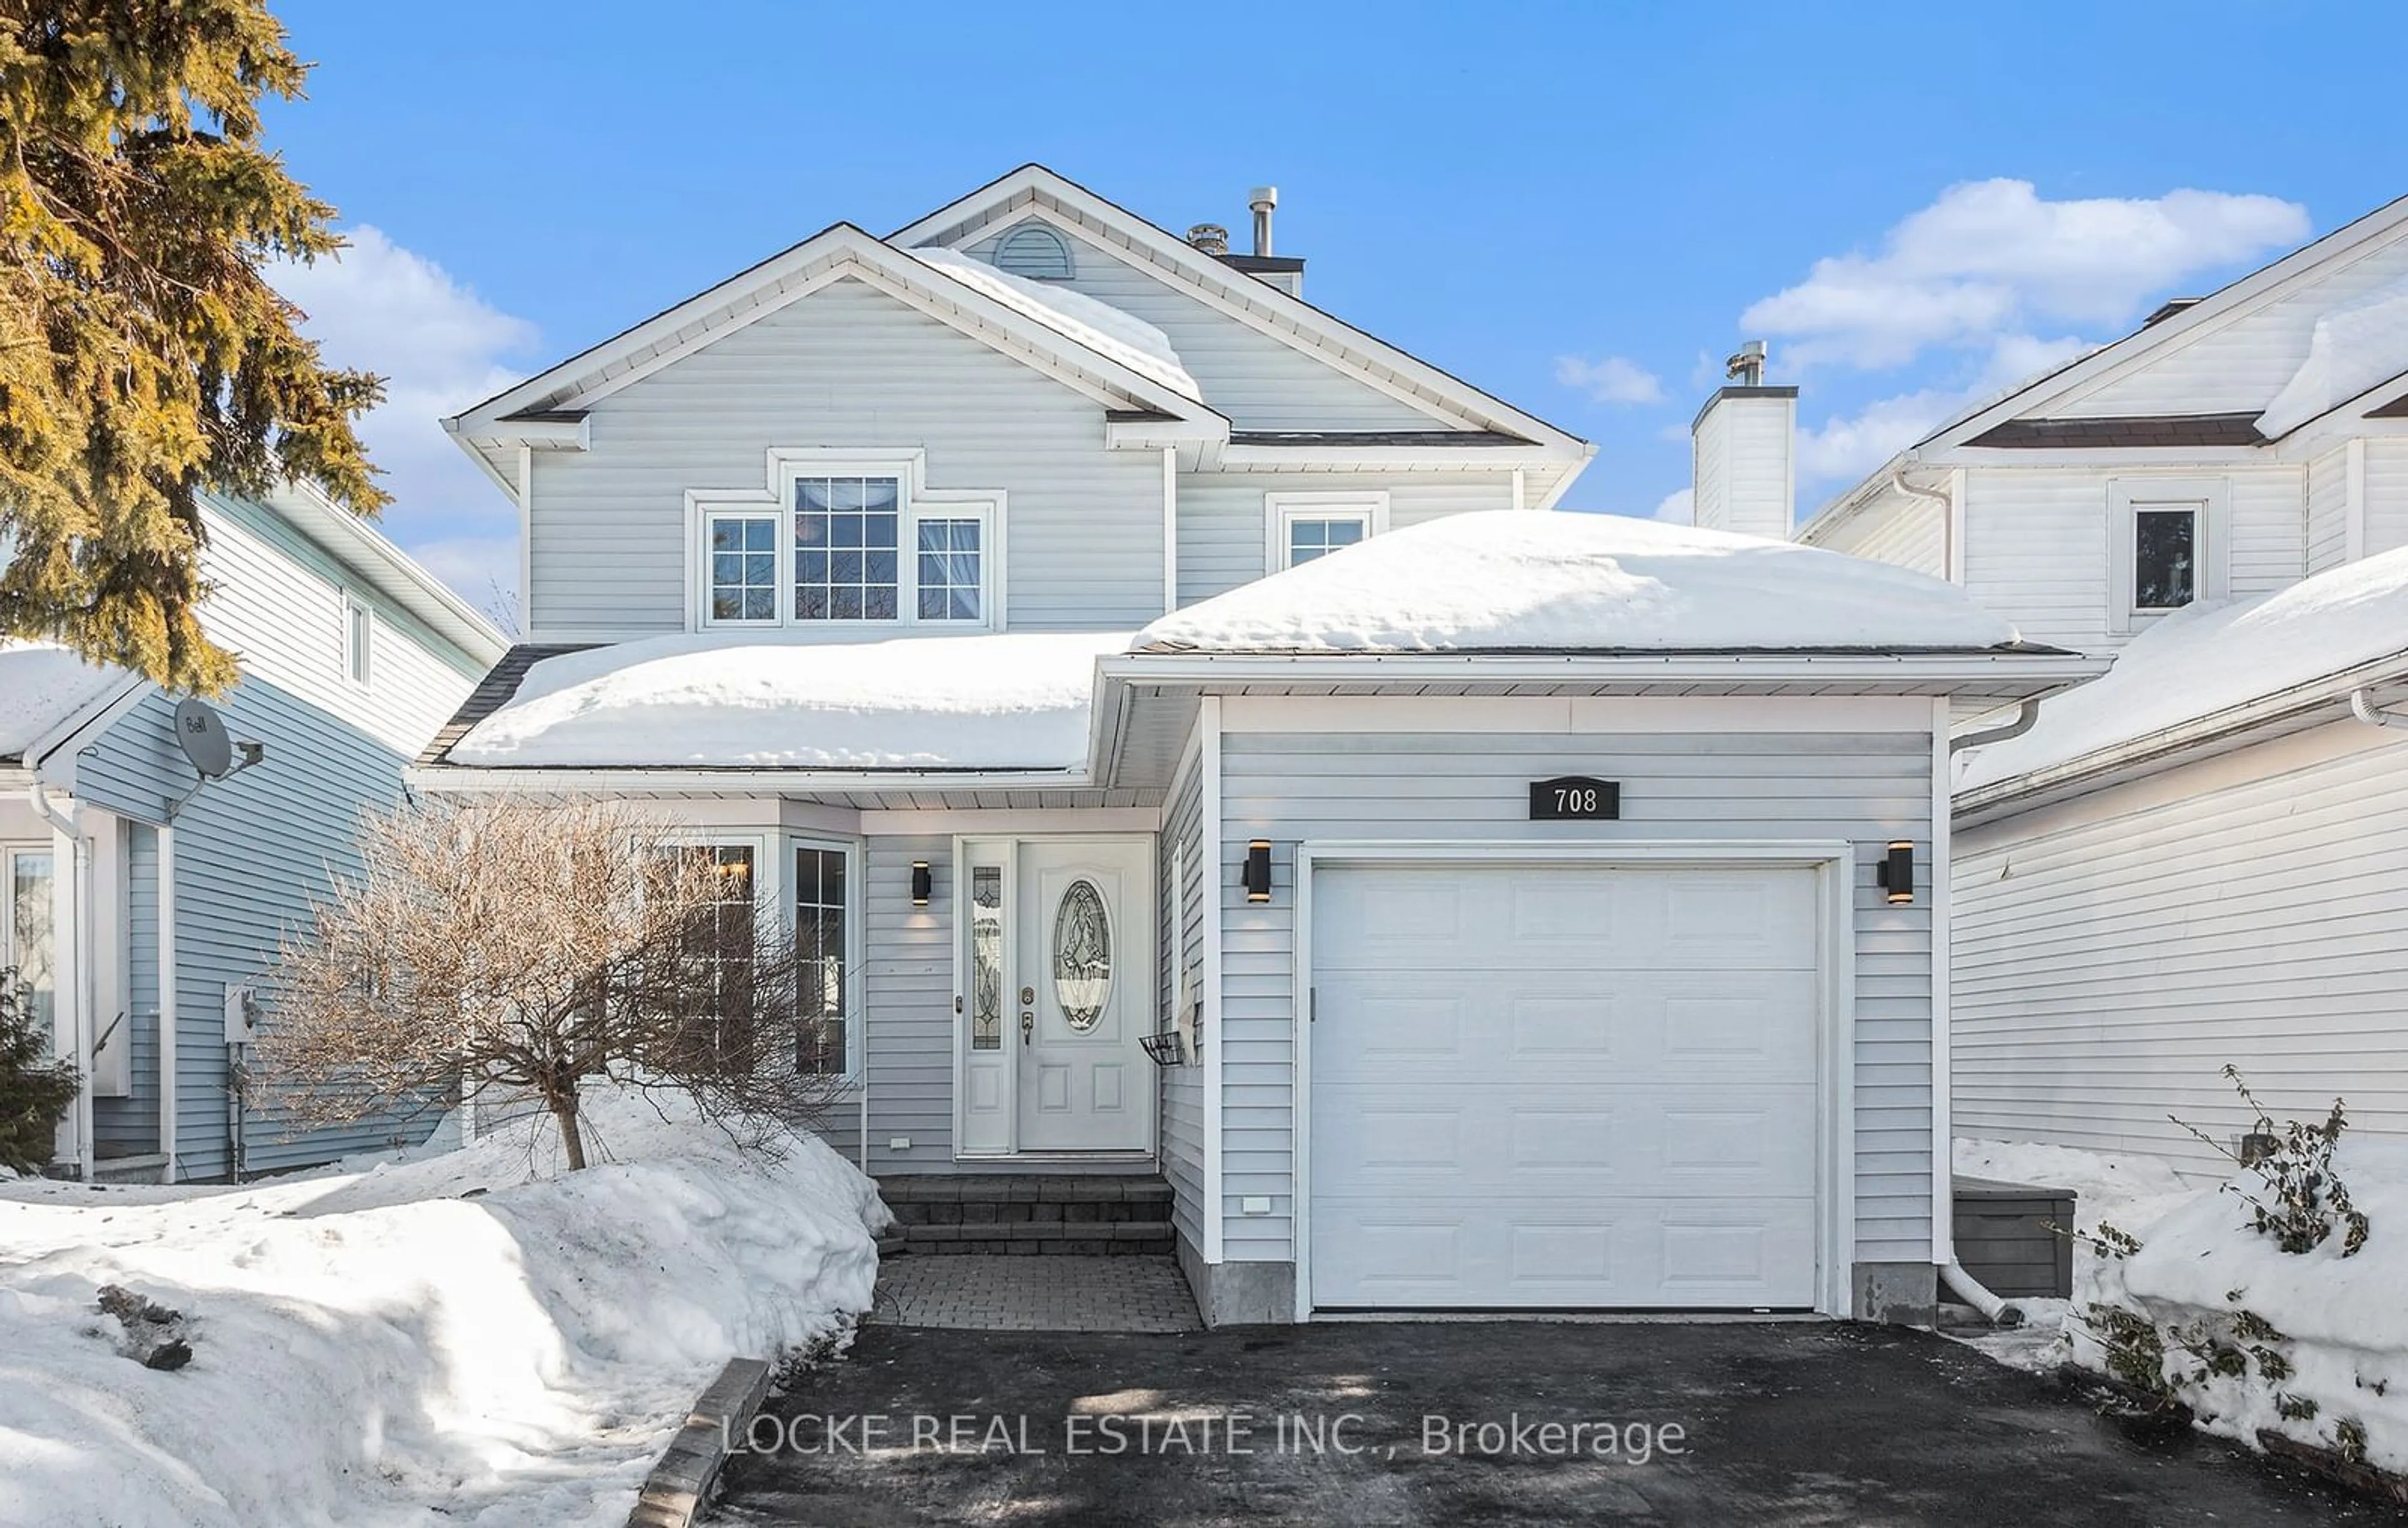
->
<box><xmin>173</xmin><ymin>698</ymin><xmax>235</xmax><ymax>780</ymax></box>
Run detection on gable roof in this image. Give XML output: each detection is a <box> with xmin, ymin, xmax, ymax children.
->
<box><xmin>889</xmin><ymin>165</ymin><xmax>1593</xmax><ymax>500</ymax></box>
<box><xmin>442</xmin><ymin>221</ymin><xmax>1227</xmax><ymax>487</ymax></box>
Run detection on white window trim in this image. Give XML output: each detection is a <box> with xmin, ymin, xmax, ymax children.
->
<box><xmin>650</xmin><ymin>828</ymin><xmax>866</xmax><ymax>1084</ymax></box>
<box><xmin>1265</xmin><ymin>491</ymin><xmax>1389</xmax><ymax>573</ymax></box>
<box><xmin>685</xmin><ymin>450</ymin><xmax>1005</xmax><ymax>632</ymax></box>
<box><xmin>2108</xmin><ymin>477</ymin><xmax>2229</xmax><ymax>634</ymax></box>
<box><xmin>341</xmin><ymin>593</ymin><xmax>374</xmax><ymax>688</ymax></box>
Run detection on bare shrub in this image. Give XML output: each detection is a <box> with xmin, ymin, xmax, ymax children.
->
<box><xmin>257</xmin><ymin>797</ymin><xmax>840</xmax><ymax>1169</ymax></box>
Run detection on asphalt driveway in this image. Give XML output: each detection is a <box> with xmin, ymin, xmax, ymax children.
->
<box><xmin>710</xmin><ymin>1320</ymin><xmax>2386</xmax><ymax>1526</ymax></box>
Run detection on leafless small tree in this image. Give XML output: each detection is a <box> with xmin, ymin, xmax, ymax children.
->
<box><xmin>258</xmin><ymin>797</ymin><xmax>842</xmax><ymax>1169</ymax></box>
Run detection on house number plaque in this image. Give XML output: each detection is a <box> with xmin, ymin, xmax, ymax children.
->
<box><xmin>1528</xmin><ymin>776</ymin><xmax>1620</xmax><ymax>821</ymax></box>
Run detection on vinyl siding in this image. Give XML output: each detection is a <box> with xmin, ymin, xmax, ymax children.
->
<box><xmin>963</xmin><ymin>220</ymin><xmax>1450</xmax><ymax>432</ymax></box>
<box><xmin>1691</xmin><ymin>397</ymin><xmax>1793</xmax><ymax>540</ymax></box>
<box><xmin>2049</xmin><ymin>233</ymin><xmax>2408</xmax><ymax>418</ymax></box>
<box><xmin>857</xmin><ymin>833</ymin><xmax>951</xmax><ymax>1169</ymax></box>
<box><xmin>2367</xmin><ymin>439</ymin><xmax>2408</xmax><ymax>558</ymax></box>
<box><xmin>1218</xmin><ymin>726</ymin><xmax>1938</xmax><ymax>1268</ymax></box>
<box><xmin>2305</xmin><ymin>444</ymin><xmax>2352</xmax><ymax>574</ymax></box>
<box><xmin>1955</xmin><ymin>721</ymin><xmax>2408</xmax><ymax>1175</ymax></box>
<box><xmin>1814</xmin><ymin>494</ymin><xmax>1947</xmax><ymax>578</ymax></box>
<box><xmin>1157</xmin><ymin>742</ymin><xmax>1207</xmax><ymax>1252</ymax></box>
<box><xmin>93</xmin><ymin>823</ymin><xmax>159</xmax><ymax>1155</ymax></box>
<box><xmin>75</xmin><ymin>682</ymin><xmax>434</xmax><ymax>1178</ymax></box>
<box><xmin>1175</xmin><ymin>472</ymin><xmax>1518</xmax><ymax>605</ymax></box>
<box><xmin>526</xmin><ymin>277</ymin><xmax>1165</xmax><ymax>639</ymax></box>
<box><xmin>1958</xmin><ymin>466</ymin><xmax>2303</xmax><ymax>654</ymax></box>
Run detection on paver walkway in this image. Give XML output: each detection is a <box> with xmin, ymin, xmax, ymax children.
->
<box><xmin>870</xmin><ymin>1255</ymin><xmax>1198</xmax><ymax>1332</ymax></box>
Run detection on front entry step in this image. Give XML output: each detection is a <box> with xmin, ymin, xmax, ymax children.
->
<box><xmin>877</xmin><ymin>1174</ymin><xmax>1175</xmax><ymax>1257</ymax></box>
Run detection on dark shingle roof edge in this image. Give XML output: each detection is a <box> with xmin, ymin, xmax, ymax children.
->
<box><xmin>414</xmin><ymin>644</ymin><xmax>598</xmax><ymax>767</ymax></box>
<box><xmin>1968</xmin><ymin>412</ymin><xmax>2266</xmax><ymax>448</ymax></box>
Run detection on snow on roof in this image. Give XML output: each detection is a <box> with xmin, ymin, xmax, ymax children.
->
<box><xmin>2256</xmin><ymin>270</ymin><xmax>2408</xmax><ymax>437</ymax></box>
<box><xmin>1133</xmin><ymin>511</ymin><xmax>2025</xmax><ymax>655</ymax></box>
<box><xmin>907</xmin><ymin>245</ymin><xmax>1201</xmax><ymax>403</ymax></box>
<box><xmin>0</xmin><ymin>642</ymin><xmax>135</xmax><ymax>762</ymax></box>
<box><xmin>1958</xmin><ymin>543</ymin><xmax>2408</xmax><ymax>792</ymax></box>
<box><xmin>448</xmin><ymin>630</ymin><xmax>1131</xmax><ymax>771</ymax></box>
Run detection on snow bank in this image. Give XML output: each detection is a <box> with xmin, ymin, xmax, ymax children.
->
<box><xmin>909</xmin><ymin>246</ymin><xmax>1201</xmax><ymax>401</ymax></box>
<box><xmin>1134</xmin><ymin>511</ymin><xmax>2025</xmax><ymax>654</ymax></box>
<box><xmin>450</xmin><ymin>630</ymin><xmax>1128</xmax><ymax>770</ymax></box>
<box><xmin>0</xmin><ymin>1089</ymin><xmax>884</xmax><ymax>1527</ymax></box>
<box><xmin>1958</xmin><ymin>543</ymin><xmax>2408</xmax><ymax>792</ymax></box>
<box><xmin>0</xmin><ymin>642</ymin><xmax>134</xmax><ymax>761</ymax></box>
<box><xmin>1951</xmin><ymin>1135</ymin><xmax>2408</xmax><ymax>1477</ymax></box>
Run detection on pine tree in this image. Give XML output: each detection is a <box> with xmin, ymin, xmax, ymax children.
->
<box><xmin>0</xmin><ymin>970</ymin><xmax>75</xmax><ymax>1171</ymax></box>
<box><xmin>0</xmin><ymin>0</ymin><xmax>386</xmax><ymax>692</ymax></box>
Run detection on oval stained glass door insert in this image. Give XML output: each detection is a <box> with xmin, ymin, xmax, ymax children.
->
<box><xmin>1053</xmin><ymin>878</ymin><xmax>1112</xmax><ymax>1032</ymax></box>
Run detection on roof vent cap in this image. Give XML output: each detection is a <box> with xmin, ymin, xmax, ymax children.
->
<box><xmin>1185</xmin><ymin>223</ymin><xmax>1229</xmax><ymax>257</ymax></box>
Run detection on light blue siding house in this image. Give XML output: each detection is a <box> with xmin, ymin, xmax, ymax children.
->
<box><xmin>0</xmin><ymin>485</ymin><xmax>504</xmax><ymax>1182</ymax></box>
<box><xmin>419</xmin><ymin>166</ymin><xmax>2092</xmax><ymax>1325</ymax></box>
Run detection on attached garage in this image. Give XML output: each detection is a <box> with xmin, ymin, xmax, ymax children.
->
<box><xmin>1303</xmin><ymin>855</ymin><xmax>1834</xmax><ymax>1312</ymax></box>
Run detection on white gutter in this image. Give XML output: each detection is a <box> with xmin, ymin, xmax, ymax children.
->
<box><xmin>2350</xmin><ymin>688</ymin><xmax>2408</xmax><ymax>730</ymax></box>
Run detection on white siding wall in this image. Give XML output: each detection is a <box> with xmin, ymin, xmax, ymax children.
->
<box><xmin>857</xmin><ymin>832</ymin><xmax>951</xmax><ymax>1170</ymax></box>
<box><xmin>1955</xmin><ymin>721</ymin><xmax>2408</xmax><ymax>1175</ymax></box>
<box><xmin>526</xmin><ymin>278</ymin><xmax>1164</xmax><ymax>639</ymax></box>
<box><xmin>196</xmin><ymin>497</ymin><xmax>480</xmax><ymax>759</ymax></box>
<box><xmin>2048</xmin><ymin>235</ymin><xmax>2408</xmax><ymax>417</ymax></box>
<box><xmin>1814</xmin><ymin>496</ymin><xmax>1947</xmax><ymax>578</ymax></box>
<box><xmin>2367</xmin><ymin>439</ymin><xmax>2408</xmax><ymax>558</ymax></box>
<box><xmin>1175</xmin><ymin>472</ymin><xmax>1518</xmax><ymax>605</ymax></box>
<box><xmin>963</xmin><ymin>220</ymin><xmax>1449</xmax><ymax>432</ymax></box>
<box><xmin>1958</xmin><ymin>466</ymin><xmax>2304</xmax><ymax>654</ymax></box>
<box><xmin>1218</xmin><ymin>723</ymin><xmax>1938</xmax><ymax>1270</ymax></box>
<box><xmin>1158</xmin><ymin>746</ymin><xmax>1207</xmax><ymax>1253</ymax></box>
<box><xmin>2306</xmin><ymin>444</ymin><xmax>2352</xmax><ymax>574</ymax></box>
<box><xmin>1690</xmin><ymin>396</ymin><xmax>1793</xmax><ymax>540</ymax></box>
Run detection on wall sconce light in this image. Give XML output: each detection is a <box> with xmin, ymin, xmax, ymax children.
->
<box><xmin>1242</xmin><ymin>840</ymin><xmax>1273</xmax><ymax>903</ymax></box>
<box><xmin>1875</xmin><ymin>841</ymin><xmax>1914</xmax><ymax>905</ymax></box>
<box><xmin>911</xmin><ymin>861</ymin><xmax>932</xmax><ymax>906</ymax></box>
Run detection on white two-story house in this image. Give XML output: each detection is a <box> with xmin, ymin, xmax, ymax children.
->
<box><xmin>416</xmin><ymin>166</ymin><xmax>2091</xmax><ymax>1325</ymax></box>
<box><xmin>1728</xmin><ymin>193</ymin><xmax>2408</xmax><ymax>1175</ymax></box>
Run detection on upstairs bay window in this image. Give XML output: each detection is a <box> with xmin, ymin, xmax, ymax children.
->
<box><xmin>695</xmin><ymin>459</ymin><xmax>996</xmax><ymax>631</ymax></box>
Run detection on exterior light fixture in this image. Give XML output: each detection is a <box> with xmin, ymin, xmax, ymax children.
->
<box><xmin>911</xmin><ymin>861</ymin><xmax>932</xmax><ymax>906</ymax></box>
<box><xmin>1875</xmin><ymin>841</ymin><xmax>1914</xmax><ymax>905</ymax></box>
<box><xmin>1242</xmin><ymin>841</ymin><xmax>1273</xmax><ymax>903</ymax></box>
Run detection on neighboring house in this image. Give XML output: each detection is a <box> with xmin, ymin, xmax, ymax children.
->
<box><xmin>1747</xmin><ymin>193</ymin><xmax>2408</xmax><ymax>1175</ymax></box>
<box><xmin>418</xmin><ymin>165</ymin><xmax>2094</xmax><ymax>1325</ymax></box>
<box><xmin>0</xmin><ymin>485</ymin><xmax>506</xmax><ymax>1182</ymax></box>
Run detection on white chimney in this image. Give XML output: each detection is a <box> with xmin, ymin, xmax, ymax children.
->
<box><xmin>1690</xmin><ymin>341</ymin><xmax>1797</xmax><ymax>541</ymax></box>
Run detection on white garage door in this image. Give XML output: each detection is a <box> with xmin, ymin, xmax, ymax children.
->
<box><xmin>1308</xmin><ymin>863</ymin><xmax>1822</xmax><ymax>1310</ymax></box>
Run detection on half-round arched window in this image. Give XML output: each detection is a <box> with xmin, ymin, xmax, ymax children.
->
<box><xmin>993</xmin><ymin>223</ymin><xmax>1074</xmax><ymax>281</ymax></box>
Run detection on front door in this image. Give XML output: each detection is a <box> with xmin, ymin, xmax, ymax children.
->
<box><xmin>959</xmin><ymin>837</ymin><xmax>1153</xmax><ymax>1155</ymax></box>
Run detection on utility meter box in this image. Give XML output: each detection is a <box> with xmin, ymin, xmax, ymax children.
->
<box><xmin>223</xmin><ymin>983</ymin><xmax>261</xmax><ymax>1045</ymax></box>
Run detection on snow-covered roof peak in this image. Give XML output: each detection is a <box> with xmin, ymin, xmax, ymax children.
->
<box><xmin>0</xmin><ymin>641</ymin><xmax>137</xmax><ymax>763</ymax></box>
<box><xmin>448</xmin><ymin>630</ymin><xmax>1131</xmax><ymax>772</ymax></box>
<box><xmin>1133</xmin><ymin>511</ymin><xmax>2025</xmax><ymax>655</ymax></box>
<box><xmin>907</xmin><ymin>245</ymin><xmax>1200</xmax><ymax>403</ymax></box>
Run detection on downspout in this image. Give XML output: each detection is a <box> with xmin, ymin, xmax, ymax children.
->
<box><xmin>1890</xmin><ymin>467</ymin><xmax>1956</xmax><ymax>575</ymax></box>
<box><xmin>1947</xmin><ymin>699</ymin><xmax>2041</xmax><ymax>755</ymax></box>
<box><xmin>2349</xmin><ymin>689</ymin><xmax>2408</xmax><ymax>730</ymax></box>
<box><xmin>26</xmin><ymin>778</ymin><xmax>95</xmax><ymax>1177</ymax></box>
<box><xmin>1941</xmin><ymin>1261</ymin><xmax>2024</xmax><ymax>1327</ymax></box>
<box><xmin>157</xmin><ymin>825</ymin><xmax>177</xmax><ymax>1181</ymax></box>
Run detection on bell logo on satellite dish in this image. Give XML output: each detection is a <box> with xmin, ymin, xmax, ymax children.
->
<box><xmin>168</xmin><ymin>699</ymin><xmax>267</xmax><ymax>816</ymax></box>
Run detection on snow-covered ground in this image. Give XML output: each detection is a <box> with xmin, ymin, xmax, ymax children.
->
<box><xmin>1952</xmin><ymin>1135</ymin><xmax>2408</xmax><ymax>1477</ymax></box>
<box><xmin>0</xmin><ymin>1090</ymin><xmax>885</xmax><ymax>1527</ymax></box>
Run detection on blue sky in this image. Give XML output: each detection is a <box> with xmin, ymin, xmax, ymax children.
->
<box><xmin>261</xmin><ymin>1</ymin><xmax>2408</xmax><ymax>613</ymax></box>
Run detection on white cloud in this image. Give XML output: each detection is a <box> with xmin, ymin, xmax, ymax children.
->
<box><xmin>1653</xmin><ymin>488</ymin><xmax>1694</xmax><ymax>524</ymax></box>
<box><xmin>268</xmin><ymin>226</ymin><xmax>539</xmax><ymax>603</ymax></box>
<box><xmin>1555</xmin><ymin>354</ymin><xmax>1664</xmax><ymax>405</ymax></box>
<box><xmin>1743</xmin><ymin>180</ymin><xmax>2308</xmax><ymax>369</ymax></box>
<box><xmin>1794</xmin><ymin>333</ymin><xmax>2098</xmax><ymax>487</ymax></box>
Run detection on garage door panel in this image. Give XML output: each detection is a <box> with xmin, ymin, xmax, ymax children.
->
<box><xmin>1315</xmin><ymin>977</ymin><xmax>1817</xmax><ymax>1084</ymax></box>
<box><xmin>1311</xmin><ymin>863</ymin><xmax>1823</xmax><ymax>1311</ymax></box>
<box><xmin>1313</xmin><ymin>1083</ymin><xmax>1819</xmax><ymax>1196</ymax></box>
<box><xmin>1309</xmin><ymin>1196</ymin><xmax>1819</xmax><ymax>1308</ymax></box>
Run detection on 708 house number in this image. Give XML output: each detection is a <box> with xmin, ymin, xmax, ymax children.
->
<box><xmin>1528</xmin><ymin>775</ymin><xmax>1620</xmax><ymax>822</ymax></box>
